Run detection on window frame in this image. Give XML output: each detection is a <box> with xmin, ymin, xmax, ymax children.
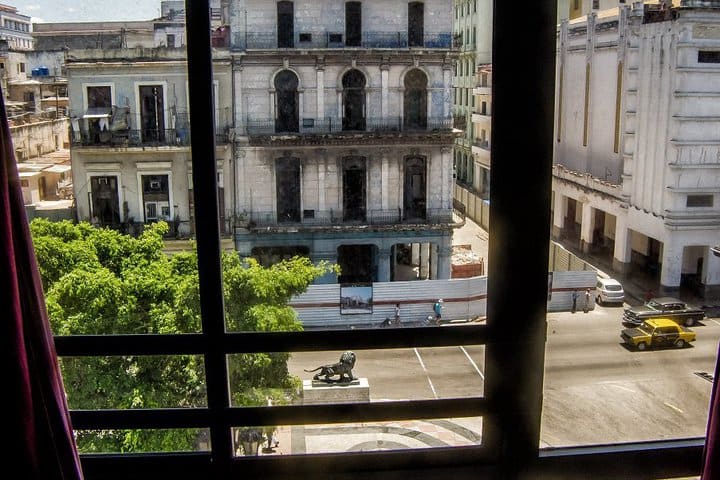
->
<box><xmin>53</xmin><ymin>1</ymin><xmax>706</xmax><ymax>479</ymax></box>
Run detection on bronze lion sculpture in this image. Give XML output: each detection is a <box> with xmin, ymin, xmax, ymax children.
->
<box><xmin>304</xmin><ymin>351</ymin><xmax>356</xmax><ymax>383</ymax></box>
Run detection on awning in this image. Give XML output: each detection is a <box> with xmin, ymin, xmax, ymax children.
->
<box><xmin>44</xmin><ymin>165</ymin><xmax>71</xmax><ymax>173</ymax></box>
<box><xmin>83</xmin><ymin>107</ymin><xmax>111</xmax><ymax>119</ymax></box>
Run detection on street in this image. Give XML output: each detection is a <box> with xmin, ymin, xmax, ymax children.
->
<box><xmin>288</xmin><ymin>303</ymin><xmax>720</xmax><ymax>448</ymax></box>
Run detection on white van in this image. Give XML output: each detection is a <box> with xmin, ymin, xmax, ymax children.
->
<box><xmin>595</xmin><ymin>277</ymin><xmax>625</xmax><ymax>305</ymax></box>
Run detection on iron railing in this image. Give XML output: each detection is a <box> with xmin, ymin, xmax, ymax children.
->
<box><xmin>240</xmin><ymin>31</ymin><xmax>453</xmax><ymax>50</ymax></box>
<box><xmin>244</xmin><ymin>116</ymin><xmax>453</xmax><ymax>136</ymax></box>
<box><xmin>241</xmin><ymin>206</ymin><xmax>463</xmax><ymax>229</ymax></box>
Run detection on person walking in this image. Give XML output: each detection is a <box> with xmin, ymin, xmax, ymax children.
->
<box><xmin>583</xmin><ymin>288</ymin><xmax>591</xmax><ymax>313</ymax></box>
<box><xmin>394</xmin><ymin>303</ymin><xmax>401</xmax><ymax>326</ymax></box>
<box><xmin>433</xmin><ymin>299</ymin><xmax>443</xmax><ymax>325</ymax></box>
<box><xmin>571</xmin><ymin>289</ymin><xmax>578</xmax><ymax>313</ymax></box>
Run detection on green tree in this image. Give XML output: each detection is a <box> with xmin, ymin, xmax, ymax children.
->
<box><xmin>31</xmin><ymin>218</ymin><xmax>336</xmax><ymax>453</ymax></box>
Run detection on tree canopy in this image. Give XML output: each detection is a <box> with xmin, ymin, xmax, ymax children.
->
<box><xmin>31</xmin><ymin>219</ymin><xmax>336</xmax><ymax>453</ymax></box>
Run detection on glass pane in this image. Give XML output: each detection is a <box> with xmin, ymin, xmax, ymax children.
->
<box><xmin>232</xmin><ymin>417</ymin><xmax>482</xmax><ymax>456</ymax></box>
<box><xmin>60</xmin><ymin>355</ymin><xmax>207</xmax><ymax>410</ymax></box>
<box><xmin>541</xmin><ymin>3</ymin><xmax>720</xmax><ymax>448</ymax></box>
<box><xmin>228</xmin><ymin>347</ymin><xmax>485</xmax><ymax>407</ymax></box>
<box><xmin>74</xmin><ymin>429</ymin><xmax>210</xmax><ymax>454</ymax></box>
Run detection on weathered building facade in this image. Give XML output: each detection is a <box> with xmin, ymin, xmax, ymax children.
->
<box><xmin>228</xmin><ymin>0</ymin><xmax>461</xmax><ymax>283</ymax></box>
<box><xmin>66</xmin><ymin>47</ymin><xmax>233</xmax><ymax>237</ymax></box>
<box><xmin>554</xmin><ymin>1</ymin><xmax>720</xmax><ymax>297</ymax></box>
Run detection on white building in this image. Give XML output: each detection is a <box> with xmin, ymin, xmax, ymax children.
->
<box><xmin>554</xmin><ymin>1</ymin><xmax>720</xmax><ymax>298</ymax></box>
<box><xmin>0</xmin><ymin>3</ymin><xmax>32</xmax><ymax>50</ymax></box>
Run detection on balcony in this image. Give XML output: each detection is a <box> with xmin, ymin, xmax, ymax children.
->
<box><xmin>239</xmin><ymin>205</ymin><xmax>464</xmax><ymax>232</ymax></box>
<box><xmin>239</xmin><ymin>31</ymin><xmax>453</xmax><ymax>50</ymax></box>
<box><xmin>69</xmin><ymin>126</ymin><xmax>233</xmax><ymax>148</ymax></box>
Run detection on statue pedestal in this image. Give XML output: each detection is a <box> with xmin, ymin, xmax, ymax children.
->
<box><xmin>302</xmin><ymin>378</ymin><xmax>370</xmax><ymax>404</ymax></box>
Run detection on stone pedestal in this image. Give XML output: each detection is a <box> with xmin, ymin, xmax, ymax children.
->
<box><xmin>302</xmin><ymin>378</ymin><xmax>370</xmax><ymax>404</ymax></box>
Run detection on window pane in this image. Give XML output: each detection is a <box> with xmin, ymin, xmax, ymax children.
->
<box><xmin>232</xmin><ymin>417</ymin><xmax>482</xmax><ymax>456</ymax></box>
<box><xmin>74</xmin><ymin>429</ymin><xmax>210</xmax><ymax>454</ymax></box>
<box><xmin>544</xmin><ymin>2</ymin><xmax>720</xmax><ymax>449</ymax></box>
<box><xmin>60</xmin><ymin>355</ymin><xmax>207</xmax><ymax>410</ymax></box>
<box><xmin>228</xmin><ymin>347</ymin><xmax>485</xmax><ymax>407</ymax></box>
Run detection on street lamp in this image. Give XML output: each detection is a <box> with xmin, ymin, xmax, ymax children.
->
<box><xmin>236</xmin><ymin>428</ymin><xmax>264</xmax><ymax>456</ymax></box>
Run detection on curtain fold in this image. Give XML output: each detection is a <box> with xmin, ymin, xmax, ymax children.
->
<box><xmin>703</xmin><ymin>341</ymin><xmax>720</xmax><ymax>479</ymax></box>
<box><xmin>0</xmin><ymin>89</ymin><xmax>84</xmax><ymax>478</ymax></box>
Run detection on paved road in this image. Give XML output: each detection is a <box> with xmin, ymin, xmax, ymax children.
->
<box><xmin>288</xmin><ymin>304</ymin><xmax>720</xmax><ymax>448</ymax></box>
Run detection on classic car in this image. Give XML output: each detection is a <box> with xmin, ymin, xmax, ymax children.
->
<box><xmin>621</xmin><ymin>318</ymin><xmax>696</xmax><ymax>351</ymax></box>
<box><xmin>622</xmin><ymin>297</ymin><xmax>706</xmax><ymax>327</ymax></box>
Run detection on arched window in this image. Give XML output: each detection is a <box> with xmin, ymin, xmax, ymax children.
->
<box><xmin>274</xmin><ymin>70</ymin><xmax>299</xmax><ymax>133</ymax></box>
<box><xmin>404</xmin><ymin>69</ymin><xmax>428</xmax><ymax>130</ymax></box>
<box><xmin>342</xmin><ymin>69</ymin><xmax>366</xmax><ymax>131</ymax></box>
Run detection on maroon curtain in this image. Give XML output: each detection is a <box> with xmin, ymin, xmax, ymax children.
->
<box><xmin>0</xmin><ymin>90</ymin><xmax>84</xmax><ymax>478</ymax></box>
<box><xmin>703</xmin><ymin>341</ymin><xmax>720</xmax><ymax>479</ymax></box>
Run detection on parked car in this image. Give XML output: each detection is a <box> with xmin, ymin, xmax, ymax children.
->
<box><xmin>595</xmin><ymin>277</ymin><xmax>625</xmax><ymax>305</ymax></box>
<box><xmin>622</xmin><ymin>297</ymin><xmax>706</xmax><ymax>327</ymax></box>
<box><xmin>621</xmin><ymin>318</ymin><xmax>696</xmax><ymax>351</ymax></box>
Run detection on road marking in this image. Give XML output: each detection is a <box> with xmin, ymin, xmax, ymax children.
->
<box><xmin>711</xmin><ymin>319</ymin><xmax>720</xmax><ymax>327</ymax></box>
<box><xmin>663</xmin><ymin>402</ymin><xmax>684</xmax><ymax>414</ymax></box>
<box><xmin>459</xmin><ymin>346</ymin><xmax>484</xmax><ymax>380</ymax></box>
<box><xmin>413</xmin><ymin>348</ymin><xmax>438</xmax><ymax>399</ymax></box>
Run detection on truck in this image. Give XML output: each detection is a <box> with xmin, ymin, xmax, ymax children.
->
<box><xmin>622</xmin><ymin>297</ymin><xmax>706</xmax><ymax>327</ymax></box>
<box><xmin>621</xmin><ymin>318</ymin><xmax>696</xmax><ymax>351</ymax></box>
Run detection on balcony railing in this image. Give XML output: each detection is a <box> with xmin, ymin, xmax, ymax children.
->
<box><xmin>241</xmin><ymin>206</ymin><xmax>463</xmax><ymax>229</ymax></box>
<box><xmin>243</xmin><ymin>116</ymin><xmax>453</xmax><ymax>136</ymax></box>
<box><xmin>70</xmin><ymin>127</ymin><xmax>232</xmax><ymax>147</ymax></box>
<box><xmin>241</xmin><ymin>31</ymin><xmax>453</xmax><ymax>50</ymax></box>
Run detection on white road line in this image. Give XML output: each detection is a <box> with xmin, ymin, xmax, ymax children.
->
<box><xmin>711</xmin><ymin>319</ymin><xmax>720</xmax><ymax>327</ymax></box>
<box><xmin>663</xmin><ymin>402</ymin><xmax>684</xmax><ymax>414</ymax></box>
<box><xmin>460</xmin><ymin>346</ymin><xmax>484</xmax><ymax>380</ymax></box>
<box><xmin>414</xmin><ymin>348</ymin><xmax>438</xmax><ymax>399</ymax></box>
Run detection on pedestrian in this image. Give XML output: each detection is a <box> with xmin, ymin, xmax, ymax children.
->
<box><xmin>571</xmin><ymin>289</ymin><xmax>578</xmax><ymax>313</ymax></box>
<box><xmin>394</xmin><ymin>303</ymin><xmax>401</xmax><ymax>325</ymax></box>
<box><xmin>433</xmin><ymin>299</ymin><xmax>443</xmax><ymax>325</ymax></box>
<box><xmin>583</xmin><ymin>288</ymin><xmax>591</xmax><ymax>313</ymax></box>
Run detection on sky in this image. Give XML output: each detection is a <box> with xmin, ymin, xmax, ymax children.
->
<box><xmin>9</xmin><ymin>1</ymin><xmax>162</xmax><ymax>23</ymax></box>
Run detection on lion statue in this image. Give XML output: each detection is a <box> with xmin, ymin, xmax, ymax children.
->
<box><xmin>304</xmin><ymin>351</ymin><xmax>356</xmax><ymax>383</ymax></box>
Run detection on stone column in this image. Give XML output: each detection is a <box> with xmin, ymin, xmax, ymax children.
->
<box><xmin>232</xmin><ymin>58</ymin><xmax>243</xmax><ymax>130</ymax></box>
<box><xmin>380</xmin><ymin>62</ymin><xmax>389</xmax><ymax>118</ymax></box>
<box><xmin>412</xmin><ymin>242</ymin><xmax>420</xmax><ymax>271</ymax></box>
<box><xmin>580</xmin><ymin>201</ymin><xmax>595</xmax><ymax>253</ymax></box>
<box><xmin>612</xmin><ymin>214</ymin><xmax>631</xmax><ymax>273</ymax></box>
<box><xmin>298</xmin><ymin>89</ymin><xmax>304</xmax><ymax>125</ymax></box>
<box><xmin>429</xmin><ymin>243</ymin><xmax>439</xmax><ymax>280</ymax></box>
<box><xmin>703</xmin><ymin>247</ymin><xmax>720</xmax><ymax>299</ymax></box>
<box><xmin>419</xmin><ymin>243</ymin><xmax>430</xmax><ymax>279</ymax></box>
<box><xmin>437</xmin><ymin>245</ymin><xmax>452</xmax><ymax>280</ymax></box>
<box><xmin>316</xmin><ymin>57</ymin><xmax>325</xmax><ymax>121</ymax></box>
<box><xmin>660</xmin><ymin>238</ymin><xmax>682</xmax><ymax>296</ymax></box>
<box><xmin>381</xmin><ymin>149</ymin><xmax>389</xmax><ymax>211</ymax></box>
<box><xmin>377</xmin><ymin>248</ymin><xmax>391</xmax><ymax>283</ymax></box>
<box><xmin>551</xmin><ymin>192</ymin><xmax>565</xmax><ymax>240</ymax></box>
<box><xmin>317</xmin><ymin>149</ymin><xmax>326</xmax><ymax>212</ymax></box>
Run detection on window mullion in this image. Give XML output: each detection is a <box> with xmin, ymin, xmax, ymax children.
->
<box><xmin>184</xmin><ymin>0</ymin><xmax>232</xmax><ymax>467</ymax></box>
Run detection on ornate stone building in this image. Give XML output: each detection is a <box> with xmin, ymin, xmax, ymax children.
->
<box><xmin>228</xmin><ymin>0</ymin><xmax>461</xmax><ymax>283</ymax></box>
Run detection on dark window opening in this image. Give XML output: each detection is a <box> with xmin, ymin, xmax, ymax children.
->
<box><xmin>277</xmin><ymin>1</ymin><xmax>294</xmax><ymax>48</ymax></box>
<box><xmin>687</xmin><ymin>194</ymin><xmax>714</xmax><ymax>208</ymax></box>
<box><xmin>337</xmin><ymin>244</ymin><xmax>376</xmax><ymax>283</ymax></box>
<box><xmin>299</xmin><ymin>33</ymin><xmax>312</xmax><ymax>42</ymax></box>
<box><xmin>343</xmin><ymin>156</ymin><xmax>366</xmax><ymax>222</ymax></box>
<box><xmin>90</xmin><ymin>175</ymin><xmax>120</xmax><ymax>226</ymax></box>
<box><xmin>342</xmin><ymin>69</ymin><xmax>366</xmax><ymax>131</ymax></box>
<box><xmin>408</xmin><ymin>2</ymin><xmax>424</xmax><ymax>47</ymax></box>
<box><xmin>166</xmin><ymin>34</ymin><xmax>175</xmax><ymax>47</ymax></box>
<box><xmin>698</xmin><ymin>51</ymin><xmax>720</xmax><ymax>63</ymax></box>
<box><xmin>87</xmin><ymin>86</ymin><xmax>111</xmax><ymax>108</ymax></box>
<box><xmin>403</xmin><ymin>156</ymin><xmax>426</xmax><ymax>220</ymax></box>
<box><xmin>251</xmin><ymin>246</ymin><xmax>309</xmax><ymax>268</ymax></box>
<box><xmin>345</xmin><ymin>1</ymin><xmax>362</xmax><ymax>47</ymax></box>
<box><xmin>141</xmin><ymin>174</ymin><xmax>170</xmax><ymax>222</ymax></box>
<box><xmin>328</xmin><ymin>33</ymin><xmax>343</xmax><ymax>43</ymax></box>
<box><xmin>403</xmin><ymin>68</ymin><xmax>428</xmax><ymax>129</ymax></box>
<box><xmin>274</xmin><ymin>70</ymin><xmax>299</xmax><ymax>133</ymax></box>
<box><xmin>139</xmin><ymin>85</ymin><xmax>165</xmax><ymax>143</ymax></box>
<box><xmin>276</xmin><ymin>157</ymin><xmax>301</xmax><ymax>223</ymax></box>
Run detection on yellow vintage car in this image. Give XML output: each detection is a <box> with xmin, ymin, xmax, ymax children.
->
<box><xmin>620</xmin><ymin>318</ymin><xmax>696</xmax><ymax>351</ymax></box>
